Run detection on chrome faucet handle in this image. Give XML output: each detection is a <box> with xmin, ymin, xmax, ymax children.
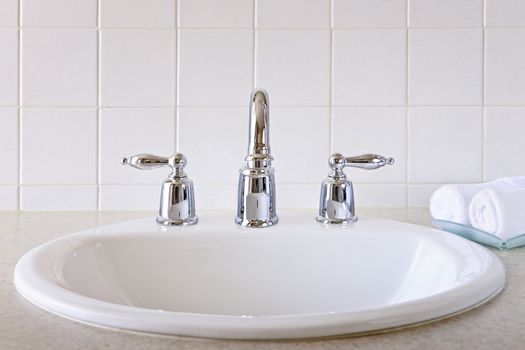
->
<box><xmin>317</xmin><ymin>153</ymin><xmax>394</xmax><ymax>224</ymax></box>
<box><xmin>121</xmin><ymin>153</ymin><xmax>197</xmax><ymax>226</ymax></box>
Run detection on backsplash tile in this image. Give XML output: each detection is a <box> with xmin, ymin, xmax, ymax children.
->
<box><xmin>0</xmin><ymin>108</ymin><xmax>18</xmax><ymax>184</ymax></box>
<box><xmin>1</xmin><ymin>0</ymin><xmax>524</xmax><ymax>210</ymax></box>
<box><xmin>409</xmin><ymin>0</ymin><xmax>482</xmax><ymax>27</ymax></box>
<box><xmin>20</xmin><ymin>185</ymin><xmax>97</xmax><ymax>211</ymax></box>
<box><xmin>178</xmin><ymin>30</ymin><xmax>252</xmax><ymax>106</ymax></box>
<box><xmin>256</xmin><ymin>30</ymin><xmax>330</xmax><ymax>106</ymax></box>
<box><xmin>0</xmin><ymin>186</ymin><xmax>17</xmax><ymax>210</ymax></box>
<box><xmin>332</xmin><ymin>107</ymin><xmax>407</xmax><ymax>183</ymax></box>
<box><xmin>101</xmin><ymin>30</ymin><xmax>176</xmax><ymax>107</ymax></box>
<box><xmin>484</xmin><ymin>107</ymin><xmax>525</xmax><ymax>180</ymax></box>
<box><xmin>332</xmin><ymin>29</ymin><xmax>406</xmax><ymax>106</ymax></box>
<box><xmin>408</xmin><ymin>107</ymin><xmax>483</xmax><ymax>183</ymax></box>
<box><xmin>21</xmin><ymin>29</ymin><xmax>97</xmax><ymax>106</ymax></box>
<box><xmin>485</xmin><ymin>29</ymin><xmax>525</xmax><ymax>105</ymax></box>
<box><xmin>271</xmin><ymin>108</ymin><xmax>330</xmax><ymax>183</ymax></box>
<box><xmin>21</xmin><ymin>108</ymin><xmax>97</xmax><ymax>185</ymax></box>
<box><xmin>256</xmin><ymin>0</ymin><xmax>330</xmax><ymax>29</ymax></box>
<box><xmin>21</xmin><ymin>0</ymin><xmax>97</xmax><ymax>28</ymax></box>
<box><xmin>332</xmin><ymin>0</ymin><xmax>407</xmax><ymax>29</ymax></box>
<box><xmin>99</xmin><ymin>108</ymin><xmax>175</xmax><ymax>184</ymax></box>
<box><xmin>408</xmin><ymin>28</ymin><xmax>482</xmax><ymax>105</ymax></box>
<box><xmin>100</xmin><ymin>0</ymin><xmax>176</xmax><ymax>29</ymax></box>
<box><xmin>177</xmin><ymin>107</ymin><xmax>246</xmax><ymax>184</ymax></box>
<box><xmin>485</xmin><ymin>0</ymin><xmax>525</xmax><ymax>27</ymax></box>
<box><xmin>0</xmin><ymin>30</ymin><xmax>18</xmax><ymax>105</ymax></box>
<box><xmin>179</xmin><ymin>0</ymin><xmax>252</xmax><ymax>28</ymax></box>
<box><xmin>0</xmin><ymin>0</ymin><xmax>18</xmax><ymax>27</ymax></box>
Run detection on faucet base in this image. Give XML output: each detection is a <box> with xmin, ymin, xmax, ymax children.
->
<box><xmin>315</xmin><ymin>216</ymin><xmax>357</xmax><ymax>225</ymax></box>
<box><xmin>157</xmin><ymin>216</ymin><xmax>198</xmax><ymax>226</ymax></box>
<box><xmin>235</xmin><ymin>217</ymin><xmax>279</xmax><ymax>228</ymax></box>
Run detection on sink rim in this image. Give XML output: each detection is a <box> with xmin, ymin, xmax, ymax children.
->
<box><xmin>14</xmin><ymin>213</ymin><xmax>506</xmax><ymax>339</ymax></box>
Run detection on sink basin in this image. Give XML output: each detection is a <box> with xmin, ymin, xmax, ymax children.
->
<box><xmin>14</xmin><ymin>212</ymin><xmax>505</xmax><ymax>339</ymax></box>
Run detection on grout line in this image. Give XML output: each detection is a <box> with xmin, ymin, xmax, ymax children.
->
<box><xmin>175</xmin><ymin>0</ymin><xmax>181</xmax><ymax>151</ymax></box>
<box><xmin>96</xmin><ymin>0</ymin><xmax>102</xmax><ymax>210</ymax></box>
<box><xmin>405</xmin><ymin>0</ymin><xmax>410</xmax><ymax>207</ymax></box>
<box><xmin>173</xmin><ymin>0</ymin><xmax>180</xmax><ymax>153</ymax></box>
<box><xmin>17</xmin><ymin>0</ymin><xmax>21</xmax><ymax>211</ymax></box>
<box><xmin>252</xmin><ymin>0</ymin><xmax>256</xmax><ymax>89</ymax></box>
<box><xmin>481</xmin><ymin>0</ymin><xmax>486</xmax><ymax>181</ymax></box>
<box><xmin>329</xmin><ymin>0</ymin><xmax>333</xmax><ymax>153</ymax></box>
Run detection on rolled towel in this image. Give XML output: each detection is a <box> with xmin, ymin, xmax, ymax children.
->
<box><xmin>429</xmin><ymin>176</ymin><xmax>525</xmax><ymax>225</ymax></box>
<box><xmin>469</xmin><ymin>188</ymin><xmax>525</xmax><ymax>240</ymax></box>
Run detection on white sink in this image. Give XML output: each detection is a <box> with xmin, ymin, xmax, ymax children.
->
<box><xmin>14</xmin><ymin>212</ymin><xmax>505</xmax><ymax>339</ymax></box>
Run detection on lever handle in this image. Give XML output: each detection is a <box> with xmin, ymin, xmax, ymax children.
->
<box><xmin>121</xmin><ymin>153</ymin><xmax>187</xmax><ymax>177</ymax></box>
<box><xmin>328</xmin><ymin>153</ymin><xmax>394</xmax><ymax>173</ymax></box>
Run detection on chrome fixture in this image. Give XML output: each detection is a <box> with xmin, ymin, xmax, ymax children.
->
<box><xmin>121</xmin><ymin>153</ymin><xmax>198</xmax><ymax>226</ymax></box>
<box><xmin>317</xmin><ymin>153</ymin><xmax>394</xmax><ymax>224</ymax></box>
<box><xmin>235</xmin><ymin>89</ymin><xmax>278</xmax><ymax>228</ymax></box>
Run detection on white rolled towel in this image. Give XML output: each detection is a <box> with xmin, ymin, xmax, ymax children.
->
<box><xmin>469</xmin><ymin>188</ymin><xmax>525</xmax><ymax>240</ymax></box>
<box><xmin>429</xmin><ymin>177</ymin><xmax>525</xmax><ymax>225</ymax></box>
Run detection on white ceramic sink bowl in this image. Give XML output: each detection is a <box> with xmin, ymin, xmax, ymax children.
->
<box><xmin>15</xmin><ymin>212</ymin><xmax>505</xmax><ymax>339</ymax></box>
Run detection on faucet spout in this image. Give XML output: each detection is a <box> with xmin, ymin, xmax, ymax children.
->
<box><xmin>236</xmin><ymin>89</ymin><xmax>278</xmax><ymax>228</ymax></box>
<box><xmin>248</xmin><ymin>89</ymin><xmax>271</xmax><ymax>156</ymax></box>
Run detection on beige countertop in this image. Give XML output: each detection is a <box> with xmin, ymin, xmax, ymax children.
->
<box><xmin>1</xmin><ymin>209</ymin><xmax>524</xmax><ymax>350</ymax></box>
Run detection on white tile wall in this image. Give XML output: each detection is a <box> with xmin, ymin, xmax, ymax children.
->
<box><xmin>332</xmin><ymin>29</ymin><xmax>406</xmax><ymax>106</ymax></box>
<box><xmin>100</xmin><ymin>0</ymin><xmax>176</xmax><ymax>29</ymax></box>
<box><xmin>1</xmin><ymin>0</ymin><xmax>525</xmax><ymax>211</ymax></box>
<box><xmin>101</xmin><ymin>30</ymin><xmax>176</xmax><ymax>107</ymax></box>
<box><xmin>21</xmin><ymin>29</ymin><xmax>97</xmax><ymax>106</ymax></box>
<box><xmin>21</xmin><ymin>0</ymin><xmax>97</xmax><ymax>27</ymax></box>
<box><xmin>408</xmin><ymin>29</ymin><xmax>482</xmax><ymax>105</ymax></box>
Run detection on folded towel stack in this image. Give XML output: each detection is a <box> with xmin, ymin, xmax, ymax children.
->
<box><xmin>469</xmin><ymin>189</ymin><xmax>525</xmax><ymax>240</ymax></box>
<box><xmin>429</xmin><ymin>177</ymin><xmax>525</xmax><ymax>225</ymax></box>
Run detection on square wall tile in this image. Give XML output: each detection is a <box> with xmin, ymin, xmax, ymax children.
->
<box><xmin>195</xmin><ymin>184</ymin><xmax>237</xmax><ymax>210</ymax></box>
<box><xmin>21</xmin><ymin>185</ymin><xmax>97</xmax><ymax>211</ymax></box>
<box><xmin>256</xmin><ymin>30</ymin><xmax>330</xmax><ymax>106</ymax></box>
<box><xmin>22</xmin><ymin>0</ymin><xmax>97</xmax><ymax>27</ymax></box>
<box><xmin>271</xmin><ymin>108</ymin><xmax>330</xmax><ymax>183</ymax></box>
<box><xmin>178</xmin><ymin>108</ymin><xmax>246</xmax><ymax>184</ymax></box>
<box><xmin>332</xmin><ymin>30</ymin><xmax>406</xmax><ymax>106</ymax></box>
<box><xmin>99</xmin><ymin>185</ymin><xmax>159</xmax><ymax>210</ymax></box>
<box><xmin>409</xmin><ymin>0</ymin><xmax>482</xmax><ymax>27</ymax></box>
<box><xmin>408</xmin><ymin>107</ymin><xmax>482</xmax><ymax>183</ymax></box>
<box><xmin>101</xmin><ymin>0</ymin><xmax>175</xmax><ymax>28</ymax></box>
<box><xmin>353</xmin><ymin>184</ymin><xmax>407</xmax><ymax>207</ymax></box>
<box><xmin>408</xmin><ymin>184</ymin><xmax>442</xmax><ymax>207</ymax></box>
<box><xmin>333</xmin><ymin>0</ymin><xmax>406</xmax><ymax>28</ymax></box>
<box><xmin>179</xmin><ymin>0</ymin><xmax>253</xmax><ymax>28</ymax></box>
<box><xmin>101</xmin><ymin>30</ymin><xmax>176</xmax><ymax>107</ymax></box>
<box><xmin>21</xmin><ymin>108</ymin><xmax>97</xmax><ymax>185</ymax></box>
<box><xmin>100</xmin><ymin>108</ymin><xmax>175</xmax><ymax>184</ymax></box>
<box><xmin>0</xmin><ymin>186</ymin><xmax>17</xmax><ymax>210</ymax></box>
<box><xmin>0</xmin><ymin>108</ymin><xmax>18</xmax><ymax>184</ymax></box>
<box><xmin>256</xmin><ymin>0</ymin><xmax>330</xmax><ymax>28</ymax></box>
<box><xmin>0</xmin><ymin>0</ymin><xmax>18</xmax><ymax>27</ymax></box>
<box><xmin>277</xmin><ymin>184</ymin><xmax>319</xmax><ymax>209</ymax></box>
<box><xmin>408</xmin><ymin>29</ymin><xmax>482</xmax><ymax>105</ymax></box>
<box><xmin>485</xmin><ymin>107</ymin><xmax>525</xmax><ymax>180</ymax></box>
<box><xmin>486</xmin><ymin>0</ymin><xmax>525</xmax><ymax>27</ymax></box>
<box><xmin>485</xmin><ymin>29</ymin><xmax>525</xmax><ymax>105</ymax></box>
<box><xmin>178</xmin><ymin>30</ymin><xmax>252</xmax><ymax>106</ymax></box>
<box><xmin>332</xmin><ymin>107</ymin><xmax>406</xmax><ymax>183</ymax></box>
<box><xmin>0</xmin><ymin>30</ymin><xmax>18</xmax><ymax>105</ymax></box>
<box><xmin>21</xmin><ymin>29</ymin><xmax>97</xmax><ymax>106</ymax></box>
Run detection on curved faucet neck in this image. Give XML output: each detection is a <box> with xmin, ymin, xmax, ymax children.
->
<box><xmin>247</xmin><ymin>89</ymin><xmax>271</xmax><ymax>159</ymax></box>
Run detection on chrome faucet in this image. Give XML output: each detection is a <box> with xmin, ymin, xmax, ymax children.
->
<box><xmin>317</xmin><ymin>153</ymin><xmax>394</xmax><ymax>224</ymax></box>
<box><xmin>121</xmin><ymin>153</ymin><xmax>198</xmax><ymax>226</ymax></box>
<box><xmin>235</xmin><ymin>89</ymin><xmax>278</xmax><ymax>228</ymax></box>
